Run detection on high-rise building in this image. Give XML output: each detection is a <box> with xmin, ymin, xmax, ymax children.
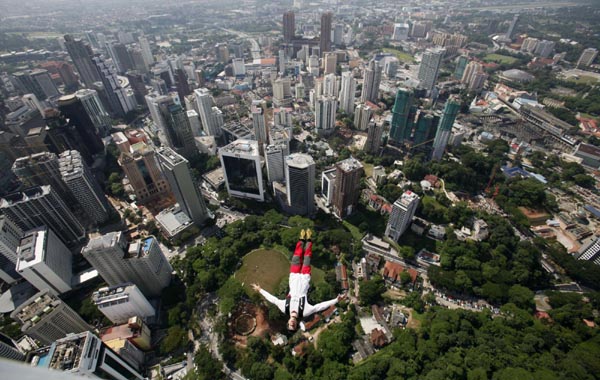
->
<box><xmin>118</xmin><ymin>143</ymin><xmax>170</xmax><ymax>204</ymax></box>
<box><xmin>315</xmin><ymin>96</ymin><xmax>338</xmax><ymax>135</ymax></box>
<box><xmin>158</xmin><ymin>102</ymin><xmax>197</xmax><ymax>159</ymax></box>
<box><xmin>320</xmin><ymin>12</ymin><xmax>333</xmax><ymax>57</ymax></box>
<box><xmin>454</xmin><ymin>55</ymin><xmax>469</xmax><ymax>80</ymax></box>
<box><xmin>57</xmin><ymin>94</ymin><xmax>105</xmax><ymax>156</ymax></box>
<box><xmin>0</xmin><ymin>186</ymin><xmax>85</xmax><ymax>245</ymax></box>
<box><xmin>283</xmin><ymin>11</ymin><xmax>296</xmax><ymax>43</ymax></box>
<box><xmin>252</xmin><ymin>105</ymin><xmax>268</xmax><ymax>147</ymax></box>
<box><xmin>125</xmin><ymin>71</ymin><xmax>148</xmax><ymax>106</ymax></box>
<box><xmin>156</xmin><ymin>147</ymin><xmax>209</xmax><ymax>225</ymax></box>
<box><xmin>194</xmin><ymin>88</ymin><xmax>222</xmax><ymax>136</ymax></box>
<box><xmin>219</xmin><ymin>139</ymin><xmax>264</xmax><ymax>201</ymax></box>
<box><xmin>353</xmin><ymin>103</ymin><xmax>373</xmax><ymax>131</ymax></box>
<box><xmin>324</xmin><ymin>52</ymin><xmax>337</xmax><ymax>75</ymax></box>
<box><xmin>364</xmin><ymin>121</ymin><xmax>383</xmax><ymax>154</ymax></box>
<box><xmin>64</xmin><ymin>34</ymin><xmax>101</xmax><ymax>88</ymax></box>
<box><xmin>232</xmin><ymin>58</ymin><xmax>246</xmax><ymax>76</ymax></box>
<box><xmin>505</xmin><ymin>14</ymin><xmax>519</xmax><ymax>40</ymax></box>
<box><xmin>521</xmin><ymin>37</ymin><xmax>539</xmax><ymax>53</ymax></box>
<box><xmin>418</xmin><ymin>48</ymin><xmax>445</xmax><ymax>92</ymax></box>
<box><xmin>145</xmin><ymin>92</ymin><xmax>173</xmax><ymax>138</ymax></box>
<box><xmin>16</xmin><ymin>226</ymin><xmax>73</xmax><ymax>296</ymax></box>
<box><xmin>461</xmin><ymin>61</ymin><xmax>481</xmax><ymax>84</ymax></box>
<box><xmin>322</xmin><ymin>73</ymin><xmax>339</xmax><ymax>97</ymax></box>
<box><xmin>360</xmin><ymin>59</ymin><xmax>382</xmax><ymax>103</ymax></box>
<box><xmin>10</xmin><ymin>289</ymin><xmax>90</xmax><ymax>345</ymax></box>
<box><xmin>333</xmin><ymin>23</ymin><xmax>344</xmax><ymax>45</ymax></box>
<box><xmin>321</xmin><ymin>168</ymin><xmax>336</xmax><ymax>206</ymax></box>
<box><xmin>12</xmin><ymin>152</ymin><xmax>72</xmax><ymax>199</ymax></box>
<box><xmin>58</xmin><ymin>150</ymin><xmax>111</xmax><ymax>225</ymax></box>
<box><xmin>285</xmin><ymin>154</ymin><xmax>315</xmax><ymax>216</ymax></box>
<box><xmin>577</xmin><ymin>48</ymin><xmax>598</xmax><ymax>68</ymax></box>
<box><xmin>390</xmin><ymin>88</ymin><xmax>415</xmax><ymax>143</ymax></box>
<box><xmin>385</xmin><ymin>191</ymin><xmax>420</xmax><ymax>241</ymax></box>
<box><xmin>338</xmin><ymin>71</ymin><xmax>356</xmax><ymax>115</ymax></box>
<box><xmin>332</xmin><ymin>157</ymin><xmax>364</xmax><ymax>218</ymax></box>
<box><xmin>82</xmin><ymin>233</ymin><xmax>172</xmax><ymax>297</ymax></box>
<box><xmin>265</xmin><ymin>144</ymin><xmax>287</xmax><ymax>183</ymax></box>
<box><xmin>138</xmin><ymin>36</ymin><xmax>154</xmax><ymax>67</ymax></box>
<box><xmin>0</xmin><ymin>332</ymin><xmax>25</xmax><ymax>361</ymax></box>
<box><xmin>412</xmin><ymin>111</ymin><xmax>437</xmax><ymax>146</ymax></box>
<box><xmin>187</xmin><ymin>109</ymin><xmax>202</xmax><ymax>137</ymax></box>
<box><xmin>273</xmin><ymin>78</ymin><xmax>292</xmax><ymax>107</ymax></box>
<box><xmin>0</xmin><ymin>215</ymin><xmax>23</xmax><ymax>284</ymax></box>
<box><xmin>274</xmin><ymin>108</ymin><xmax>293</xmax><ymax>127</ymax></box>
<box><xmin>91</xmin><ymin>55</ymin><xmax>135</xmax><ymax>118</ymax></box>
<box><xmin>37</xmin><ymin>331</ymin><xmax>144</xmax><ymax>380</ymax></box>
<box><xmin>12</xmin><ymin>70</ymin><xmax>59</xmax><ymax>100</ymax></box>
<box><xmin>577</xmin><ymin>236</ymin><xmax>600</xmax><ymax>265</ymax></box>
<box><xmin>75</xmin><ymin>89</ymin><xmax>111</xmax><ymax>137</ymax></box>
<box><xmin>392</xmin><ymin>23</ymin><xmax>410</xmax><ymax>41</ymax></box>
<box><xmin>431</xmin><ymin>96</ymin><xmax>461</xmax><ymax>161</ymax></box>
<box><xmin>533</xmin><ymin>40</ymin><xmax>555</xmax><ymax>58</ymax></box>
<box><xmin>92</xmin><ymin>283</ymin><xmax>156</xmax><ymax>324</ymax></box>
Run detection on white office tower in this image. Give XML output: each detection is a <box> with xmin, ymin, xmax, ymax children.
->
<box><xmin>194</xmin><ymin>88</ymin><xmax>222</xmax><ymax>136</ymax></box>
<box><xmin>385</xmin><ymin>191</ymin><xmax>420</xmax><ymax>241</ymax></box>
<box><xmin>0</xmin><ymin>215</ymin><xmax>23</xmax><ymax>284</ymax></box>
<box><xmin>308</xmin><ymin>55</ymin><xmax>320</xmax><ymax>76</ymax></box>
<box><xmin>274</xmin><ymin>108</ymin><xmax>293</xmax><ymax>127</ymax></box>
<box><xmin>92</xmin><ymin>283</ymin><xmax>155</xmax><ymax>324</ymax></box>
<box><xmin>577</xmin><ymin>48</ymin><xmax>598</xmax><ymax>68</ymax></box>
<box><xmin>461</xmin><ymin>61</ymin><xmax>482</xmax><ymax>84</ymax></box>
<box><xmin>219</xmin><ymin>139</ymin><xmax>264</xmax><ymax>201</ymax></box>
<box><xmin>323</xmin><ymin>52</ymin><xmax>337</xmax><ymax>75</ymax></box>
<box><xmin>285</xmin><ymin>154</ymin><xmax>316</xmax><ymax>216</ymax></box>
<box><xmin>82</xmin><ymin>233</ymin><xmax>172</xmax><ymax>297</ymax></box>
<box><xmin>364</xmin><ymin>121</ymin><xmax>383</xmax><ymax>154</ymax></box>
<box><xmin>418</xmin><ymin>48</ymin><xmax>445</xmax><ymax>92</ymax></box>
<box><xmin>145</xmin><ymin>93</ymin><xmax>174</xmax><ymax>137</ymax></box>
<box><xmin>338</xmin><ymin>71</ymin><xmax>356</xmax><ymax>115</ymax></box>
<box><xmin>92</xmin><ymin>55</ymin><xmax>135</xmax><ymax>117</ymax></box>
<box><xmin>354</xmin><ymin>103</ymin><xmax>373</xmax><ymax>131</ymax></box>
<box><xmin>265</xmin><ymin>144</ymin><xmax>286</xmax><ymax>183</ymax></box>
<box><xmin>0</xmin><ymin>186</ymin><xmax>85</xmax><ymax>245</ymax></box>
<box><xmin>10</xmin><ymin>290</ymin><xmax>90</xmax><ymax>345</ymax></box>
<box><xmin>534</xmin><ymin>40</ymin><xmax>555</xmax><ymax>58</ymax></box>
<box><xmin>384</xmin><ymin>58</ymin><xmax>399</xmax><ymax>78</ymax></box>
<box><xmin>360</xmin><ymin>59</ymin><xmax>382</xmax><ymax>103</ymax></box>
<box><xmin>37</xmin><ymin>331</ymin><xmax>144</xmax><ymax>380</ymax></box>
<box><xmin>321</xmin><ymin>168</ymin><xmax>336</xmax><ymax>206</ymax></box>
<box><xmin>521</xmin><ymin>37</ymin><xmax>539</xmax><ymax>53</ymax></box>
<box><xmin>187</xmin><ymin>109</ymin><xmax>202</xmax><ymax>137</ymax></box>
<box><xmin>577</xmin><ymin>236</ymin><xmax>600</xmax><ymax>265</ymax></box>
<box><xmin>273</xmin><ymin>78</ymin><xmax>292</xmax><ymax>107</ymax></box>
<box><xmin>323</xmin><ymin>73</ymin><xmax>339</xmax><ymax>97</ymax></box>
<box><xmin>315</xmin><ymin>96</ymin><xmax>338</xmax><ymax>135</ymax></box>
<box><xmin>156</xmin><ymin>147</ymin><xmax>209</xmax><ymax>225</ymax></box>
<box><xmin>138</xmin><ymin>36</ymin><xmax>154</xmax><ymax>67</ymax></box>
<box><xmin>392</xmin><ymin>23</ymin><xmax>410</xmax><ymax>41</ymax></box>
<box><xmin>59</xmin><ymin>150</ymin><xmax>111</xmax><ymax>225</ymax></box>
<box><xmin>252</xmin><ymin>105</ymin><xmax>268</xmax><ymax>146</ymax></box>
<box><xmin>233</xmin><ymin>58</ymin><xmax>246</xmax><ymax>76</ymax></box>
<box><xmin>16</xmin><ymin>227</ymin><xmax>72</xmax><ymax>296</ymax></box>
<box><xmin>333</xmin><ymin>23</ymin><xmax>344</xmax><ymax>45</ymax></box>
<box><xmin>22</xmin><ymin>93</ymin><xmax>45</xmax><ymax>114</ymax></box>
<box><xmin>75</xmin><ymin>89</ymin><xmax>111</xmax><ymax>136</ymax></box>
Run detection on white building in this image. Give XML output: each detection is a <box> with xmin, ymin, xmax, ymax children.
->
<box><xmin>418</xmin><ymin>48</ymin><xmax>445</xmax><ymax>92</ymax></box>
<box><xmin>385</xmin><ymin>191</ymin><xmax>420</xmax><ymax>241</ymax></box>
<box><xmin>577</xmin><ymin>48</ymin><xmax>598</xmax><ymax>68</ymax></box>
<box><xmin>354</xmin><ymin>103</ymin><xmax>373</xmax><ymax>131</ymax></box>
<box><xmin>321</xmin><ymin>168</ymin><xmax>336</xmax><ymax>206</ymax></box>
<box><xmin>16</xmin><ymin>227</ymin><xmax>72</xmax><ymax>295</ymax></box>
<box><xmin>187</xmin><ymin>109</ymin><xmax>202</xmax><ymax>137</ymax></box>
<box><xmin>338</xmin><ymin>71</ymin><xmax>356</xmax><ymax>115</ymax></box>
<box><xmin>0</xmin><ymin>215</ymin><xmax>23</xmax><ymax>284</ymax></box>
<box><xmin>92</xmin><ymin>283</ymin><xmax>155</xmax><ymax>324</ymax></box>
<box><xmin>232</xmin><ymin>58</ymin><xmax>246</xmax><ymax>76</ymax></box>
<box><xmin>578</xmin><ymin>236</ymin><xmax>600</xmax><ymax>265</ymax></box>
<box><xmin>392</xmin><ymin>23</ymin><xmax>410</xmax><ymax>41</ymax></box>
<box><xmin>360</xmin><ymin>59</ymin><xmax>382</xmax><ymax>103</ymax></box>
<box><xmin>285</xmin><ymin>154</ymin><xmax>316</xmax><ymax>216</ymax></box>
<box><xmin>194</xmin><ymin>88</ymin><xmax>222</xmax><ymax>137</ymax></box>
<box><xmin>219</xmin><ymin>139</ymin><xmax>264</xmax><ymax>201</ymax></box>
<box><xmin>265</xmin><ymin>144</ymin><xmax>287</xmax><ymax>183</ymax></box>
<box><xmin>252</xmin><ymin>105</ymin><xmax>268</xmax><ymax>146</ymax></box>
<box><xmin>315</xmin><ymin>96</ymin><xmax>338</xmax><ymax>135</ymax></box>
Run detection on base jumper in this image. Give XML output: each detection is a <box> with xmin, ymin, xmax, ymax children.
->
<box><xmin>252</xmin><ymin>229</ymin><xmax>343</xmax><ymax>330</ymax></box>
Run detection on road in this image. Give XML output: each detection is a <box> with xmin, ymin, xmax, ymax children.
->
<box><xmin>221</xmin><ymin>27</ymin><xmax>260</xmax><ymax>60</ymax></box>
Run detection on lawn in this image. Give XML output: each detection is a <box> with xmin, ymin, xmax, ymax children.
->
<box><xmin>483</xmin><ymin>53</ymin><xmax>518</xmax><ymax>65</ymax></box>
<box><xmin>235</xmin><ymin>248</ymin><xmax>325</xmax><ymax>294</ymax></box>
<box><xmin>362</xmin><ymin>162</ymin><xmax>374</xmax><ymax>178</ymax></box>
<box><xmin>567</xmin><ymin>75</ymin><xmax>600</xmax><ymax>85</ymax></box>
<box><xmin>383</xmin><ymin>48</ymin><xmax>415</xmax><ymax>63</ymax></box>
<box><xmin>397</xmin><ymin>230</ymin><xmax>438</xmax><ymax>253</ymax></box>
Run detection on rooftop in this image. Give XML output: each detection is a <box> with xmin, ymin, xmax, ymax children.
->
<box><xmin>58</xmin><ymin>150</ymin><xmax>85</xmax><ymax>179</ymax></box>
<box><xmin>286</xmin><ymin>153</ymin><xmax>315</xmax><ymax>169</ymax></box>
<box><xmin>157</xmin><ymin>146</ymin><xmax>187</xmax><ymax>166</ymax></box>
<box><xmin>92</xmin><ymin>283</ymin><xmax>138</xmax><ymax>305</ymax></box>
<box><xmin>1</xmin><ymin>186</ymin><xmax>50</xmax><ymax>208</ymax></box>
<box><xmin>219</xmin><ymin>139</ymin><xmax>259</xmax><ymax>157</ymax></box>
<box><xmin>155</xmin><ymin>206</ymin><xmax>193</xmax><ymax>237</ymax></box>
<box><xmin>11</xmin><ymin>290</ymin><xmax>59</xmax><ymax>325</ymax></box>
<box><xmin>337</xmin><ymin>157</ymin><xmax>363</xmax><ymax>173</ymax></box>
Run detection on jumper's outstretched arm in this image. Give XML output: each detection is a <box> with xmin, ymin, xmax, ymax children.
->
<box><xmin>252</xmin><ymin>284</ymin><xmax>286</xmax><ymax>313</ymax></box>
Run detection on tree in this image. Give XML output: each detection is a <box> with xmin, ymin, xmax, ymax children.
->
<box><xmin>161</xmin><ymin>326</ymin><xmax>187</xmax><ymax>354</ymax></box>
<box><xmin>508</xmin><ymin>284</ymin><xmax>534</xmax><ymax>311</ymax></box>
<box><xmin>360</xmin><ymin>275</ymin><xmax>386</xmax><ymax>305</ymax></box>
<box><xmin>193</xmin><ymin>345</ymin><xmax>225</xmax><ymax>380</ymax></box>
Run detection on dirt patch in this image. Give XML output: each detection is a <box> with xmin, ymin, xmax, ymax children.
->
<box><xmin>229</xmin><ymin>302</ymin><xmax>274</xmax><ymax>347</ymax></box>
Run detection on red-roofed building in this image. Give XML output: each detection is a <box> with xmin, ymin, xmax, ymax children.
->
<box><xmin>301</xmin><ymin>315</ymin><xmax>321</xmax><ymax>331</ymax></box>
<box><xmin>382</xmin><ymin>261</ymin><xmax>418</xmax><ymax>286</ymax></box>
<box><xmin>322</xmin><ymin>305</ymin><xmax>337</xmax><ymax>322</ymax></box>
<box><xmin>292</xmin><ymin>341</ymin><xmax>309</xmax><ymax>357</ymax></box>
<box><xmin>370</xmin><ymin>328</ymin><xmax>388</xmax><ymax>348</ymax></box>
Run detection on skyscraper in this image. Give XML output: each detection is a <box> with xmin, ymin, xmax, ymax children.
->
<box><xmin>12</xmin><ymin>152</ymin><xmax>73</xmax><ymax>199</ymax></box>
<box><xmin>322</xmin><ymin>73</ymin><xmax>339</xmax><ymax>97</ymax></box>
<box><xmin>385</xmin><ymin>191</ymin><xmax>420</xmax><ymax>241</ymax></box>
<box><xmin>338</xmin><ymin>71</ymin><xmax>356</xmax><ymax>115</ymax></box>
<box><xmin>577</xmin><ymin>48</ymin><xmax>598</xmax><ymax>68</ymax></box>
<box><xmin>252</xmin><ymin>105</ymin><xmax>268</xmax><ymax>147</ymax></box>
<box><xmin>0</xmin><ymin>215</ymin><xmax>23</xmax><ymax>284</ymax></box>
<box><xmin>91</xmin><ymin>55</ymin><xmax>135</xmax><ymax>117</ymax></box>
<box><xmin>37</xmin><ymin>331</ymin><xmax>144</xmax><ymax>380</ymax></box>
<box><xmin>332</xmin><ymin>157</ymin><xmax>364</xmax><ymax>218</ymax></box>
<box><xmin>92</xmin><ymin>283</ymin><xmax>156</xmax><ymax>324</ymax></box>
<box><xmin>360</xmin><ymin>59</ymin><xmax>382</xmax><ymax>103</ymax></box>
<box><xmin>118</xmin><ymin>143</ymin><xmax>170</xmax><ymax>204</ymax></box>
<box><xmin>323</xmin><ymin>52</ymin><xmax>337</xmax><ymax>75</ymax></box>
<box><xmin>454</xmin><ymin>55</ymin><xmax>469</xmax><ymax>80</ymax></box>
<box><xmin>389</xmin><ymin>88</ymin><xmax>416</xmax><ymax>143</ymax></box>
<box><xmin>0</xmin><ymin>186</ymin><xmax>85</xmax><ymax>245</ymax></box>
<box><xmin>219</xmin><ymin>139</ymin><xmax>264</xmax><ymax>201</ymax></box>
<box><xmin>158</xmin><ymin>102</ymin><xmax>197</xmax><ymax>159</ymax></box>
<box><xmin>320</xmin><ymin>12</ymin><xmax>333</xmax><ymax>57</ymax></box>
<box><xmin>58</xmin><ymin>150</ymin><xmax>111</xmax><ymax>225</ymax></box>
<box><xmin>64</xmin><ymin>34</ymin><xmax>101</xmax><ymax>88</ymax></box>
<box><xmin>265</xmin><ymin>144</ymin><xmax>287</xmax><ymax>183</ymax></box>
<box><xmin>82</xmin><ymin>232</ymin><xmax>172</xmax><ymax>297</ymax></box>
<box><xmin>283</xmin><ymin>11</ymin><xmax>296</xmax><ymax>43</ymax></box>
<box><xmin>194</xmin><ymin>88</ymin><xmax>222</xmax><ymax>136</ymax></box>
<box><xmin>12</xmin><ymin>70</ymin><xmax>59</xmax><ymax>100</ymax></box>
<box><xmin>75</xmin><ymin>89</ymin><xmax>111</xmax><ymax>137</ymax></box>
<box><xmin>364</xmin><ymin>121</ymin><xmax>383</xmax><ymax>154</ymax></box>
<box><xmin>431</xmin><ymin>96</ymin><xmax>461</xmax><ymax>161</ymax></box>
<box><xmin>315</xmin><ymin>96</ymin><xmax>338</xmax><ymax>135</ymax></box>
<box><xmin>353</xmin><ymin>103</ymin><xmax>373</xmax><ymax>131</ymax></box>
<box><xmin>156</xmin><ymin>147</ymin><xmax>209</xmax><ymax>225</ymax></box>
<box><xmin>138</xmin><ymin>36</ymin><xmax>154</xmax><ymax>67</ymax></box>
<box><xmin>16</xmin><ymin>226</ymin><xmax>73</xmax><ymax>296</ymax></box>
<box><xmin>418</xmin><ymin>48</ymin><xmax>445</xmax><ymax>92</ymax></box>
<box><xmin>505</xmin><ymin>14</ymin><xmax>519</xmax><ymax>40</ymax></box>
<box><xmin>57</xmin><ymin>94</ymin><xmax>105</xmax><ymax>156</ymax></box>
<box><xmin>10</xmin><ymin>289</ymin><xmax>90</xmax><ymax>345</ymax></box>
<box><xmin>285</xmin><ymin>154</ymin><xmax>316</xmax><ymax>216</ymax></box>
